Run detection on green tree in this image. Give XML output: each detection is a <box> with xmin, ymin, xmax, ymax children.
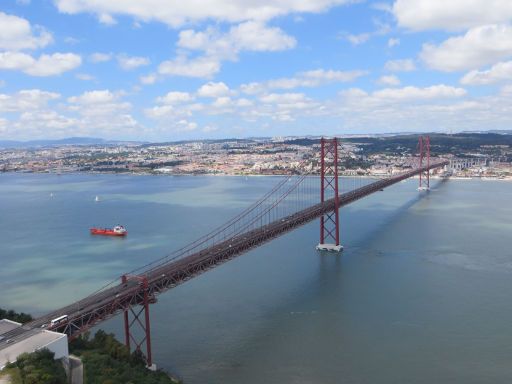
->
<box><xmin>0</xmin><ymin>307</ymin><xmax>33</xmax><ymax>323</ymax></box>
<box><xmin>9</xmin><ymin>349</ymin><xmax>67</xmax><ymax>384</ymax></box>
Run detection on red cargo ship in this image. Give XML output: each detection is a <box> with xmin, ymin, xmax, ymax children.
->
<box><xmin>90</xmin><ymin>225</ymin><xmax>127</xmax><ymax>236</ymax></box>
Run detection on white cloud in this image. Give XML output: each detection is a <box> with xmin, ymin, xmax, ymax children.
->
<box><xmin>240</xmin><ymin>68</ymin><xmax>367</xmax><ymax>93</ymax></box>
<box><xmin>202</xmin><ymin>125</ymin><xmax>218</xmax><ymax>133</ymax></box>
<box><xmin>340</xmin><ymin>19</ymin><xmax>391</xmax><ymax>46</ymax></box>
<box><xmin>236</xmin><ymin>98</ymin><xmax>253</xmax><ymax>107</ymax></box>
<box><xmin>0</xmin><ymin>51</ymin><xmax>81</xmax><ymax>76</ymax></box>
<box><xmin>19</xmin><ymin>110</ymin><xmax>76</xmax><ymax>130</ymax></box>
<box><xmin>197</xmin><ymin>82</ymin><xmax>232</xmax><ymax>98</ymax></box>
<box><xmin>461</xmin><ymin>61</ymin><xmax>512</xmax><ymax>85</ymax></box>
<box><xmin>388</xmin><ymin>38</ymin><xmax>400</xmax><ymax>47</ymax></box>
<box><xmin>89</xmin><ymin>52</ymin><xmax>112</xmax><ymax>63</ymax></box>
<box><xmin>66</xmin><ymin>90</ymin><xmax>140</xmax><ymax>136</ymax></box>
<box><xmin>0</xmin><ymin>89</ymin><xmax>60</xmax><ymax>112</ymax></box>
<box><xmin>178</xmin><ymin>21</ymin><xmax>296</xmax><ymax>61</ymax></box>
<box><xmin>1</xmin><ymin>112</ymin><xmax>72</xmax><ymax>139</ymax></box>
<box><xmin>145</xmin><ymin>100</ymin><xmax>204</xmax><ymax>120</ymax></box>
<box><xmin>258</xmin><ymin>92</ymin><xmax>319</xmax><ymax>117</ymax></box>
<box><xmin>144</xmin><ymin>105</ymin><xmax>175</xmax><ymax>119</ymax></box>
<box><xmin>25</xmin><ymin>53</ymin><xmax>81</xmax><ymax>76</ymax></box>
<box><xmin>0</xmin><ymin>51</ymin><xmax>33</xmax><ymax>70</ymax></box>
<box><xmin>0</xmin><ymin>12</ymin><xmax>53</xmax><ymax>50</ymax></box>
<box><xmin>0</xmin><ymin>118</ymin><xmax>7</xmax><ymax>134</ymax></box>
<box><xmin>142</xmin><ymin>80</ymin><xmax>508</xmax><ymax>136</ymax></box>
<box><xmin>420</xmin><ymin>24</ymin><xmax>512</xmax><ymax>72</ymax></box>
<box><xmin>140</xmin><ymin>73</ymin><xmax>157</xmax><ymax>84</ymax></box>
<box><xmin>0</xmin><ymin>88</ymin><xmax>143</xmax><ymax>139</ymax></box>
<box><xmin>145</xmin><ymin>108</ymin><xmax>199</xmax><ymax>133</ymax></box>
<box><xmin>68</xmin><ymin>90</ymin><xmax>116</xmax><ymax>104</ymax></box>
<box><xmin>384</xmin><ymin>58</ymin><xmax>416</xmax><ymax>72</ymax></box>
<box><xmin>346</xmin><ymin>33</ymin><xmax>370</xmax><ymax>45</ymax></box>
<box><xmin>54</xmin><ymin>0</ymin><xmax>351</xmax><ymax>27</ymax></box>
<box><xmin>500</xmin><ymin>84</ymin><xmax>512</xmax><ymax>95</ymax></box>
<box><xmin>140</xmin><ymin>74</ymin><xmax>157</xmax><ymax>85</ymax></box>
<box><xmin>98</xmin><ymin>13</ymin><xmax>117</xmax><ymax>25</ymax></box>
<box><xmin>117</xmin><ymin>54</ymin><xmax>150</xmax><ymax>70</ymax></box>
<box><xmin>76</xmin><ymin>73</ymin><xmax>95</xmax><ymax>81</ymax></box>
<box><xmin>145</xmin><ymin>20</ymin><xmax>296</xmax><ymax>80</ymax></box>
<box><xmin>372</xmin><ymin>85</ymin><xmax>467</xmax><ymax>100</ymax></box>
<box><xmin>212</xmin><ymin>96</ymin><xmax>232</xmax><ymax>108</ymax></box>
<box><xmin>301</xmin><ymin>69</ymin><xmax>366</xmax><ymax>82</ymax></box>
<box><xmin>229</xmin><ymin>21</ymin><xmax>296</xmax><ymax>52</ymax></box>
<box><xmin>240</xmin><ymin>82</ymin><xmax>266</xmax><ymax>95</ymax></box>
<box><xmin>160</xmin><ymin>20</ymin><xmax>296</xmax><ymax>79</ymax></box>
<box><xmin>377</xmin><ymin>75</ymin><xmax>400</xmax><ymax>86</ymax></box>
<box><xmin>158</xmin><ymin>55</ymin><xmax>221</xmax><ymax>78</ymax></box>
<box><xmin>338</xmin><ymin>85</ymin><xmax>512</xmax><ymax>133</ymax></box>
<box><xmin>175</xmin><ymin>119</ymin><xmax>198</xmax><ymax>132</ymax></box>
<box><xmin>338</xmin><ymin>85</ymin><xmax>468</xmax><ymax>109</ymax></box>
<box><xmin>157</xmin><ymin>91</ymin><xmax>194</xmax><ymax>104</ymax></box>
<box><xmin>252</xmin><ymin>92</ymin><xmax>321</xmax><ymax>122</ymax></box>
<box><xmin>64</xmin><ymin>36</ymin><xmax>80</xmax><ymax>44</ymax></box>
<box><xmin>146</xmin><ymin>86</ymin><xmax>323</xmax><ymax>127</ymax></box>
<box><xmin>260</xmin><ymin>92</ymin><xmax>309</xmax><ymax>104</ymax></box>
<box><xmin>393</xmin><ymin>0</ymin><xmax>512</xmax><ymax>31</ymax></box>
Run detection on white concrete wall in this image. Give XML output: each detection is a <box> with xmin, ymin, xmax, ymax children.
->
<box><xmin>0</xmin><ymin>331</ymin><xmax>69</xmax><ymax>369</ymax></box>
<box><xmin>40</xmin><ymin>331</ymin><xmax>69</xmax><ymax>360</ymax></box>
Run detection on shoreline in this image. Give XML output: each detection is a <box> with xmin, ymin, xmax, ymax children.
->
<box><xmin>1</xmin><ymin>170</ymin><xmax>511</xmax><ymax>181</ymax></box>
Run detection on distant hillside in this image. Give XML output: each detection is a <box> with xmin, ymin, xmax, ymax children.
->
<box><xmin>140</xmin><ymin>138</ymin><xmax>257</xmax><ymax>147</ymax></box>
<box><xmin>0</xmin><ymin>137</ymin><xmax>143</xmax><ymax>148</ymax></box>
<box><xmin>343</xmin><ymin>133</ymin><xmax>512</xmax><ymax>157</ymax></box>
<box><xmin>283</xmin><ymin>132</ymin><xmax>512</xmax><ymax>158</ymax></box>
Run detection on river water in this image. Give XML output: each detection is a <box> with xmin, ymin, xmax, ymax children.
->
<box><xmin>1</xmin><ymin>173</ymin><xmax>512</xmax><ymax>383</ymax></box>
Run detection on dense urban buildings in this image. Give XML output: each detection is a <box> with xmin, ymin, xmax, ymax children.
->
<box><xmin>1</xmin><ymin>134</ymin><xmax>511</xmax><ymax>179</ymax></box>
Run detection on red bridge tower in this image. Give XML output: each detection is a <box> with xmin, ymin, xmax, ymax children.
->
<box><xmin>316</xmin><ymin>137</ymin><xmax>342</xmax><ymax>252</ymax></box>
<box><xmin>418</xmin><ymin>136</ymin><xmax>431</xmax><ymax>191</ymax></box>
<box><xmin>121</xmin><ymin>274</ymin><xmax>154</xmax><ymax>369</ymax></box>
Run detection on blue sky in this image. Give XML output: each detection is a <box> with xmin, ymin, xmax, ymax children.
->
<box><xmin>1</xmin><ymin>0</ymin><xmax>512</xmax><ymax>141</ymax></box>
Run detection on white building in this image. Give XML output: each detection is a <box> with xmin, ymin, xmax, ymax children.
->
<box><xmin>0</xmin><ymin>319</ymin><xmax>68</xmax><ymax>370</ymax></box>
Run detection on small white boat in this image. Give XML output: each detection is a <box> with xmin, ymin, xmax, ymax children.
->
<box><xmin>95</xmin><ymin>196</ymin><xmax>100</xmax><ymax>202</ymax></box>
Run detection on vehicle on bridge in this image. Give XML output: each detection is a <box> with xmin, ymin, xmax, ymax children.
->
<box><xmin>49</xmin><ymin>315</ymin><xmax>68</xmax><ymax>327</ymax></box>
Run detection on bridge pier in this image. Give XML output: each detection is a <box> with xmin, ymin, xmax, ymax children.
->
<box><xmin>317</xmin><ymin>137</ymin><xmax>343</xmax><ymax>252</ymax></box>
<box><xmin>418</xmin><ymin>136</ymin><xmax>430</xmax><ymax>191</ymax></box>
<box><xmin>121</xmin><ymin>275</ymin><xmax>154</xmax><ymax>369</ymax></box>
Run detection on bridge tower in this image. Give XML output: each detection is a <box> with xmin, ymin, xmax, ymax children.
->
<box><xmin>121</xmin><ymin>275</ymin><xmax>154</xmax><ymax>368</ymax></box>
<box><xmin>418</xmin><ymin>136</ymin><xmax>430</xmax><ymax>191</ymax></box>
<box><xmin>317</xmin><ymin>137</ymin><xmax>343</xmax><ymax>252</ymax></box>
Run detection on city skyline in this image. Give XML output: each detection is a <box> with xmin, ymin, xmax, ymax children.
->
<box><xmin>1</xmin><ymin>0</ymin><xmax>512</xmax><ymax>141</ymax></box>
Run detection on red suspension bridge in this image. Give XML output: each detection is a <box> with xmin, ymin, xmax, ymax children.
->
<box><xmin>0</xmin><ymin>136</ymin><xmax>447</xmax><ymax>367</ymax></box>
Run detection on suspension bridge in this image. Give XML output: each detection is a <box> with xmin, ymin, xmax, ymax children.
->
<box><xmin>0</xmin><ymin>136</ymin><xmax>447</xmax><ymax>367</ymax></box>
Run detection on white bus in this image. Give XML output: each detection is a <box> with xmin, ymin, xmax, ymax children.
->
<box><xmin>50</xmin><ymin>315</ymin><xmax>68</xmax><ymax>327</ymax></box>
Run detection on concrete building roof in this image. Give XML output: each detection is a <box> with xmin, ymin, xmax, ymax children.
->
<box><xmin>0</xmin><ymin>320</ymin><xmax>20</xmax><ymax>335</ymax></box>
<box><xmin>0</xmin><ymin>320</ymin><xmax>67</xmax><ymax>369</ymax></box>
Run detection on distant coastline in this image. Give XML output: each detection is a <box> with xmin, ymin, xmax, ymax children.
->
<box><xmin>1</xmin><ymin>169</ymin><xmax>512</xmax><ymax>181</ymax></box>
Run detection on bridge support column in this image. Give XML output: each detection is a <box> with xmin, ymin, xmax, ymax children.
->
<box><xmin>418</xmin><ymin>136</ymin><xmax>430</xmax><ymax>191</ymax></box>
<box><xmin>317</xmin><ymin>137</ymin><xmax>342</xmax><ymax>252</ymax></box>
<box><xmin>121</xmin><ymin>275</ymin><xmax>154</xmax><ymax>369</ymax></box>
